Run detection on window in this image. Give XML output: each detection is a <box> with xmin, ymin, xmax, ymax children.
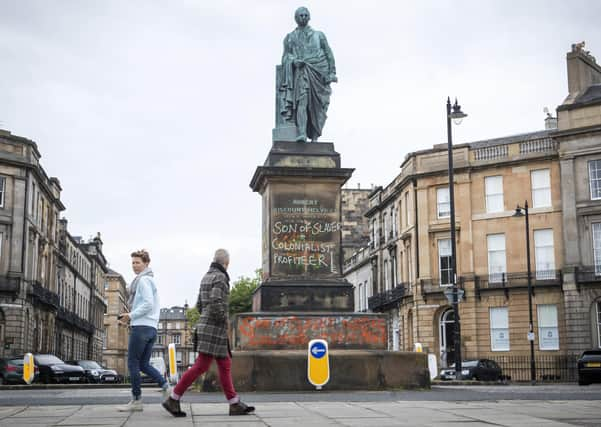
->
<box><xmin>404</xmin><ymin>193</ymin><xmax>409</xmax><ymax>227</ymax></box>
<box><xmin>487</xmin><ymin>234</ymin><xmax>506</xmax><ymax>283</ymax></box>
<box><xmin>537</xmin><ymin>304</ymin><xmax>559</xmax><ymax>350</ymax></box>
<box><xmin>189</xmin><ymin>352</ymin><xmax>196</xmax><ymax>365</ymax></box>
<box><xmin>175</xmin><ymin>322</ymin><xmax>181</xmax><ymax>329</ymax></box>
<box><xmin>490</xmin><ymin>307</ymin><xmax>509</xmax><ymax>351</ymax></box>
<box><xmin>358</xmin><ymin>283</ymin><xmax>364</xmax><ymax>311</ymax></box>
<box><xmin>437</xmin><ymin>187</ymin><xmax>450</xmax><ymax>218</ymax></box>
<box><xmin>485</xmin><ymin>176</ymin><xmax>504</xmax><ymax>213</ymax></box>
<box><xmin>173</xmin><ymin>334</ymin><xmax>181</xmax><ymax>344</ymax></box>
<box><xmin>589</xmin><ymin>159</ymin><xmax>601</xmax><ymax>200</ymax></box>
<box><xmin>438</xmin><ymin>239</ymin><xmax>452</xmax><ymax>286</ymax></box>
<box><xmin>593</xmin><ymin>223</ymin><xmax>601</xmax><ymax>275</ymax></box>
<box><xmin>167</xmin><ymin>322</ymin><xmax>172</xmax><ymax>330</ymax></box>
<box><xmin>384</xmin><ymin>260</ymin><xmax>390</xmax><ymax>290</ymax></box>
<box><xmin>0</xmin><ymin>176</ymin><xmax>5</xmax><ymax>208</ymax></box>
<box><xmin>158</xmin><ymin>335</ymin><xmax>165</xmax><ymax>345</ymax></box>
<box><xmin>158</xmin><ymin>322</ymin><xmax>163</xmax><ymax>330</ymax></box>
<box><xmin>362</xmin><ymin>281</ymin><xmax>368</xmax><ymax>312</ymax></box>
<box><xmin>531</xmin><ymin>169</ymin><xmax>551</xmax><ymax>208</ymax></box>
<box><xmin>597</xmin><ymin>301</ymin><xmax>601</xmax><ymax>349</ymax></box>
<box><xmin>534</xmin><ymin>229</ymin><xmax>555</xmax><ymax>279</ymax></box>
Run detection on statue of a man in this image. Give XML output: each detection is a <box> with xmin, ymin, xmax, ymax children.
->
<box><xmin>279</xmin><ymin>7</ymin><xmax>337</xmax><ymax>143</ymax></box>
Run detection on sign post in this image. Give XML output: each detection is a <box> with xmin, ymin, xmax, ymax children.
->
<box><xmin>22</xmin><ymin>353</ymin><xmax>35</xmax><ymax>385</ymax></box>
<box><xmin>307</xmin><ymin>339</ymin><xmax>329</xmax><ymax>390</ymax></box>
<box><xmin>168</xmin><ymin>343</ymin><xmax>178</xmax><ymax>383</ymax></box>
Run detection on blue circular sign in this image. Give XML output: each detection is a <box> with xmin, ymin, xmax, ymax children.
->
<box><xmin>310</xmin><ymin>342</ymin><xmax>327</xmax><ymax>359</ymax></box>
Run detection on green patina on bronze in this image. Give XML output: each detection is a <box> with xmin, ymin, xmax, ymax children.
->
<box><xmin>274</xmin><ymin>7</ymin><xmax>337</xmax><ymax>143</ymax></box>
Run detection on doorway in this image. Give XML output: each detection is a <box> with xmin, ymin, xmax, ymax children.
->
<box><xmin>439</xmin><ymin>308</ymin><xmax>455</xmax><ymax>368</ymax></box>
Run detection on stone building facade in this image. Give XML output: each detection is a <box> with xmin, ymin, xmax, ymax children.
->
<box><xmin>102</xmin><ymin>269</ymin><xmax>129</xmax><ymax>375</ymax></box>
<box><xmin>152</xmin><ymin>306</ymin><xmax>195</xmax><ymax>376</ymax></box>
<box><xmin>343</xmin><ymin>46</ymin><xmax>601</xmax><ymax>371</ymax></box>
<box><xmin>341</xmin><ymin>187</ymin><xmax>371</xmax><ymax>260</ymax></box>
<box><xmin>0</xmin><ymin>129</ymin><xmax>114</xmax><ymax>363</ymax></box>
<box><xmin>556</xmin><ymin>45</ymin><xmax>601</xmax><ymax>353</ymax></box>
<box><xmin>0</xmin><ymin>129</ymin><xmax>65</xmax><ymax>358</ymax></box>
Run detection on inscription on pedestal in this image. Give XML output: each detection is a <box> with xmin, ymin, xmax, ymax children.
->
<box><xmin>270</xmin><ymin>183</ymin><xmax>341</xmax><ymax>278</ymax></box>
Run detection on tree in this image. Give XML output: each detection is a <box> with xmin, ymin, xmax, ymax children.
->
<box><xmin>229</xmin><ymin>269</ymin><xmax>261</xmax><ymax>315</ymax></box>
<box><xmin>185</xmin><ymin>306</ymin><xmax>200</xmax><ymax>325</ymax></box>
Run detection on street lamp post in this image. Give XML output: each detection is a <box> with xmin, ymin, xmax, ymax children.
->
<box><xmin>446</xmin><ymin>97</ymin><xmax>467</xmax><ymax>380</ymax></box>
<box><xmin>512</xmin><ymin>200</ymin><xmax>536</xmax><ymax>384</ymax></box>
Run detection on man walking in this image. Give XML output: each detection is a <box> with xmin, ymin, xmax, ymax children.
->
<box><xmin>117</xmin><ymin>249</ymin><xmax>171</xmax><ymax>412</ymax></box>
<box><xmin>162</xmin><ymin>249</ymin><xmax>255</xmax><ymax>417</ymax></box>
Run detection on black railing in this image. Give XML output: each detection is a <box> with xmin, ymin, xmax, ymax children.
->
<box><xmin>575</xmin><ymin>266</ymin><xmax>601</xmax><ymax>285</ymax></box>
<box><xmin>420</xmin><ymin>277</ymin><xmax>466</xmax><ymax>296</ymax></box>
<box><xmin>28</xmin><ymin>281</ymin><xmax>59</xmax><ymax>309</ymax></box>
<box><xmin>475</xmin><ymin>270</ymin><xmax>561</xmax><ymax>299</ymax></box>
<box><xmin>0</xmin><ymin>276</ymin><xmax>20</xmax><ymax>295</ymax></box>
<box><xmin>56</xmin><ymin>306</ymin><xmax>95</xmax><ymax>334</ymax></box>
<box><xmin>368</xmin><ymin>284</ymin><xmax>406</xmax><ymax>312</ymax></box>
<box><xmin>488</xmin><ymin>354</ymin><xmax>578</xmax><ymax>382</ymax></box>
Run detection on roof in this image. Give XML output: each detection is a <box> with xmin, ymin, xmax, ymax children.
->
<box><xmin>558</xmin><ymin>84</ymin><xmax>601</xmax><ymax>111</ymax></box>
<box><xmin>159</xmin><ymin>306</ymin><xmax>187</xmax><ymax>320</ymax></box>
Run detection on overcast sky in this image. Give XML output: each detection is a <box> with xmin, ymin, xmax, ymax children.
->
<box><xmin>1</xmin><ymin>0</ymin><xmax>600</xmax><ymax>308</ymax></box>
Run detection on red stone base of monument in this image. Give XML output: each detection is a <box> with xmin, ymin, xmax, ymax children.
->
<box><xmin>232</xmin><ymin>312</ymin><xmax>388</xmax><ymax>350</ymax></box>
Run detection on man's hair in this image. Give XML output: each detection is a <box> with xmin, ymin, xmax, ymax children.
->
<box><xmin>213</xmin><ymin>249</ymin><xmax>230</xmax><ymax>266</ymax></box>
<box><xmin>131</xmin><ymin>249</ymin><xmax>151</xmax><ymax>264</ymax></box>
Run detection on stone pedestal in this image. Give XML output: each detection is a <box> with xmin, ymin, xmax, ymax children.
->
<box><xmin>249</xmin><ymin>141</ymin><xmax>355</xmax><ymax>312</ymax></box>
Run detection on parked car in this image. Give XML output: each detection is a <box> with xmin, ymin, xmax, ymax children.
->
<box><xmin>65</xmin><ymin>360</ymin><xmax>122</xmax><ymax>383</ymax></box>
<box><xmin>33</xmin><ymin>354</ymin><xmax>86</xmax><ymax>384</ymax></box>
<box><xmin>0</xmin><ymin>357</ymin><xmax>39</xmax><ymax>385</ymax></box>
<box><xmin>577</xmin><ymin>350</ymin><xmax>601</xmax><ymax>386</ymax></box>
<box><xmin>439</xmin><ymin>359</ymin><xmax>504</xmax><ymax>381</ymax></box>
<box><xmin>141</xmin><ymin>357</ymin><xmax>167</xmax><ymax>383</ymax></box>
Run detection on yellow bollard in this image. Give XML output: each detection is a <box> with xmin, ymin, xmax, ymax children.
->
<box><xmin>307</xmin><ymin>339</ymin><xmax>329</xmax><ymax>390</ymax></box>
<box><xmin>22</xmin><ymin>353</ymin><xmax>35</xmax><ymax>385</ymax></box>
<box><xmin>414</xmin><ymin>343</ymin><xmax>423</xmax><ymax>352</ymax></box>
<box><xmin>168</xmin><ymin>343</ymin><xmax>178</xmax><ymax>383</ymax></box>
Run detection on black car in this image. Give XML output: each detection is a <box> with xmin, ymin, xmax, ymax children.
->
<box><xmin>439</xmin><ymin>359</ymin><xmax>504</xmax><ymax>381</ymax></box>
<box><xmin>34</xmin><ymin>354</ymin><xmax>86</xmax><ymax>384</ymax></box>
<box><xmin>0</xmin><ymin>357</ymin><xmax>39</xmax><ymax>385</ymax></box>
<box><xmin>577</xmin><ymin>350</ymin><xmax>601</xmax><ymax>385</ymax></box>
<box><xmin>66</xmin><ymin>360</ymin><xmax>122</xmax><ymax>383</ymax></box>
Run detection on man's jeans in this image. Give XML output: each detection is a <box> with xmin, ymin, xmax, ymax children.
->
<box><xmin>128</xmin><ymin>325</ymin><xmax>166</xmax><ymax>398</ymax></box>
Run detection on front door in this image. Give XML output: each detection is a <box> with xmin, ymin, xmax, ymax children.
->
<box><xmin>439</xmin><ymin>309</ymin><xmax>455</xmax><ymax>368</ymax></box>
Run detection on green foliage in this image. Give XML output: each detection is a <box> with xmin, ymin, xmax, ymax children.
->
<box><xmin>185</xmin><ymin>306</ymin><xmax>201</xmax><ymax>325</ymax></box>
<box><xmin>229</xmin><ymin>269</ymin><xmax>261</xmax><ymax>315</ymax></box>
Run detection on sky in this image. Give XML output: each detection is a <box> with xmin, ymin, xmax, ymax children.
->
<box><xmin>1</xmin><ymin>0</ymin><xmax>600</xmax><ymax>308</ymax></box>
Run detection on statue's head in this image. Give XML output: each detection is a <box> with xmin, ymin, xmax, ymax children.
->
<box><xmin>294</xmin><ymin>7</ymin><xmax>310</xmax><ymax>27</ymax></box>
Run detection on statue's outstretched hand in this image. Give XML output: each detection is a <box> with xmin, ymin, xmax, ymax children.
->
<box><xmin>326</xmin><ymin>74</ymin><xmax>338</xmax><ymax>83</ymax></box>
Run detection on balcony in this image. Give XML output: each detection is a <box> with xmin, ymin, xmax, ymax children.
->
<box><xmin>28</xmin><ymin>281</ymin><xmax>59</xmax><ymax>309</ymax></box>
<box><xmin>475</xmin><ymin>270</ymin><xmax>562</xmax><ymax>299</ymax></box>
<box><xmin>420</xmin><ymin>277</ymin><xmax>466</xmax><ymax>302</ymax></box>
<box><xmin>574</xmin><ymin>266</ymin><xmax>601</xmax><ymax>288</ymax></box>
<box><xmin>56</xmin><ymin>306</ymin><xmax>95</xmax><ymax>335</ymax></box>
<box><xmin>368</xmin><ymin>284</ymin><xmax>406</xmax><ymax>312</ymax></box>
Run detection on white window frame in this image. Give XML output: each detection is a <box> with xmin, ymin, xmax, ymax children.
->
<box><xmin>487</xmin><ymin>234</ymin><xmax>507</xmax><ymax>283</ymax></box>
<box><xmin>537</xmin><ymin>304</ymin><xmax>559</xmax><ymax>350</ymax></box>
<box><xmin>362</xmin><ymin>281</ymin><xmax>368</xmax><ymax>312</ymax></box>
<box><xmin>384</xmin><ymin>259</ymin><xmax>390</xmax><ymax>291</ymax></box>
<box><xmin>490</xmin><ymin>307</ymin><xmax>510</xmax><ymax>351</ymax></box>
<box><xmin>593</xmin><ymin>223</ymin><xmax>601</xmax><ymax>275</ymax></box>
<box><xmin>589</xmin><ymin>159</ymin><xmax>601</xmax><ymax>200</ymax></box>
<box><xmin>437</xmin><ymin>187</ymin><xmax>450</xmax><ymax>219</ymax></box>
<box><xmin>531</xmin><ymin>169</ymin><xmax>551</xmax><ymax>208</ymax></box>
<box><xmin>597</xmin><ymin>301</ymin><xmax>601</xmax><ymax>349</ymax></box>
<box><xmin>173</xmin><ymin>334</ymin><xmax>181</xmax><ymax>345</ymax></box>
<box><xmin>485</xmin><ymin>176</ymin><xmax>504</xmax><ymax>213</ymax></box>
<box><xmin>0</xmin><ymin>176</ymin><xmax>5</xmax><ymax>208</ymax></box>
<box><xmin>534</xmin><ymin>229</ymin><xmax>555</xmax><ymax>280</ymax></box>
<box><xmin>438</xmin><ymin>239</ymin><xmax>452</xmax><ymax>287</ymax></box>
<box><xmin>358</xmin><ymin>283</ymin><xmax>364</xmax><ymax>311</ymax></box>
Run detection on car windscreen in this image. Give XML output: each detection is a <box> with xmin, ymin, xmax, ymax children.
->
<box><xmin>7</xmin><ymin>359</ymin><xmax>24</xmax><ymax>366</ymax></box>
<box><xmin>461</xmin><ymin>361</ymin><xmax>479</xmax><ymax>367</ymax></box>
<box><xmin>79</xmin><ymin>361</ymin><xmax>102</xmax><ymax>369</ymax></box>
<box><xmin>35</xmin><ymin>355</ymin><xmax>64</xmax><ymax>365</ymax></box>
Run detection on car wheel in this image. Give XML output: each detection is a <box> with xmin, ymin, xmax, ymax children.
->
<box><xmin>578</xmin><ymin>377</ymin><xmax>590</xmax><ymax>386</ymax></box>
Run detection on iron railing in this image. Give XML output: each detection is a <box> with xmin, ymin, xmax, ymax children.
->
<box><xmin>27</xmin><ymin>281</ymin><xmax>60</xmax><ymax>309</ymax></box>
<box><xmin>488</xmin><ymin>354</ymin><xmax>578</xmax><ymax>382</ymax></box>
<box><xmin>575</xmin><ymin>266</ymin><xmax>601</xmax><ymax>285</ymax></box>
<box><xmin>368</xmin><ymin>284</ymin><xmax>406</xmax><ymax>312</ymax></box>
<box><xmin>475</xmin><ymin>270</ymin><xmax>561</xmax><ymax>298</ymax></box>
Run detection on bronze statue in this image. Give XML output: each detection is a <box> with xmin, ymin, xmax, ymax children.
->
<box><xmin>277</xmin><ymin>7</ymin><xmax>337</xmax><ymax>143</ymax></box>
